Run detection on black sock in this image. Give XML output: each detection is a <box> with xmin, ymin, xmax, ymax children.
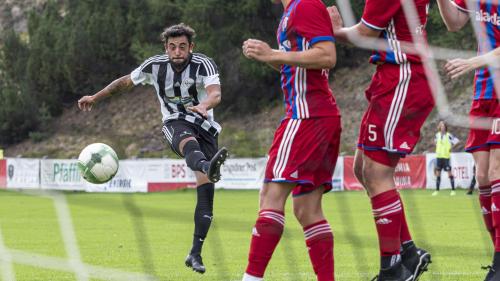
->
<box><xmin>493</xmin><ymin>252</ymin><xmax>500</xmax><ymax>269</ymax></box>
<box><xmin>401</xmin><ymin>240</ymin><xmax>415</xmax><ymax>255</ymax></box>
<box><xmin>469</xmin><ymin>176</ymin><xmax>476</xmax><ymax>191</ymax></box>
<box><xmin>381</xmin><ymin>254</ymin><xmax>401</xmax><ymax>269</ymax></box>
<box><xmin>450</xmin><ymin>176</ymin><xmax>455</xmax><ymax>190</ymax></box>
<box><xmin>190</xmin><ymin>183</ymin><xmax>215</xmax><ymax>255</ymax></box>
<box><xmin>182</xmin><ymin>140</ymin><xmax>209</xmax><ymax>173</ymax></box>
<box><xmin>436</xmin><ymin>176</ymin><xmax>441</xmax><ymax>191</ymax></box>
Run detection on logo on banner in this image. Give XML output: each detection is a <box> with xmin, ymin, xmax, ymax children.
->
<box><xmin>8</xmin><ymin>165</ymin><xmax>14</xmax><ymax>180</ymax></box>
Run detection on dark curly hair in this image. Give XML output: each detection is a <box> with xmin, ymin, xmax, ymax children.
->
<box><xmin>161</xmin><ymin>23</ymin><xmax>196</xmax><ymax>44</ymax></box>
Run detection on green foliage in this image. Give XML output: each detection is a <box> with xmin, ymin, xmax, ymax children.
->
<box><xmin>0</xmin><ymin>30</ymin><xmax>38</xmax><ymax>144</ymax></box>
<box><xmin>426</xmin><ymin>2</ymin><xmax>475</xmax><ymax>50</ymax></box>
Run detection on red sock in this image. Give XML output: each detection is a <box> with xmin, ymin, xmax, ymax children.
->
<box><xmin>491</xmin><ymin>180</ymin><xmax>500</xmax><ymax>252</ymax></box>
<box><xmin>479</xmin><ymin>185</ymin><xmax>494</xmax><ymax>243</ymax></box>
<box><xmin>304</xmin><ymin>220</ymin><xmax>334</xmax><ymax>281</ymax></box>
<box><xmin>245</xmin><ymin>209</ymin><xmax>285</xmax><ymax>278</ymax></box>
<box><xmin>371</xmin><ymin>189</ymin><xmax>402</xmax><ymax>256</ymax></box>
<box><xmin>399</xmin><ymin>194</ymin><xmax>412</xmax><ymax>244</ymax></box>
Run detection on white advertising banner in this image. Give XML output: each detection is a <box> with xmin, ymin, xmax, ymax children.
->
<box><xmin>40</xmin><ymin>159</ymin><xmax>86</xmax><ymax>191</ymax></box>
<box><xmin>85</xmin><ymin>160</ymin><xmax>150</xmax><ymax>193</ymax></box>
<box><xmin>425</xmin><ymin>153</ymin><xmax>475</xmax><ymax>190</ymax></box>
<box><xmin>87</xmin><ymin>159</ymin><xmax>196</xmax><ymax>192</ymax></box>
<box><xmin>6</xmin><ymin>158</ymin><xmax>40</xmax><ymax>189</ymax></box>
<box><xmin>331</xmin><ymin>156</ymin><xmax>344</xmax><ymax>191</ymax></box>
<box><xmin>214</xmin><ymin>157</ymin><xmax>344</xmax><ymax>191</ymax></box>
<box><xmin>216</xmin><ymin>158</ymin><xmax>267</xmax><ymax>189</ymax></box>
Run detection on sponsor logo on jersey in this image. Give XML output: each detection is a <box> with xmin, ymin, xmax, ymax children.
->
<box><xmin>290</xmin><ymin>170</ymin><xmax>298</xmax><ymax>179</ymax></box>
<box><xmin>476</xmin><ymin>10</ymin><xmax>500</xmax><ymax>26</ymax></box>
<box><xmin>376</xmin><ymin>218</ymin><xmax>392</xmax><ymax>225</ymax></box>
<box><xmin>182</xmin><ymin>78</ymin><xmax>195</xmax><ymax>89</ymax></box>
<box><xmin>167</xmin><ymin>96</ymin><xmax>194</xmax><ymax>105</ymax></box>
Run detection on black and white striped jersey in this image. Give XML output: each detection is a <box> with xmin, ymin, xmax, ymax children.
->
<box><xmin>130</xmin><ymin>53</ymin><xmax>221</xmax><ymax>135</ymax></box>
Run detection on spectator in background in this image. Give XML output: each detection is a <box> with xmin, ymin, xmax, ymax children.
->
<box><xmin>433</xmin><ymin>121</ymin><xmax>460</xmax><ymax>196</ymax></box>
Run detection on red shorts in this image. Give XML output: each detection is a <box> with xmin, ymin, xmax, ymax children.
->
<box><xmin>264</xmin><ymin>117</ymin><xmax>341</xmax><ymax>196</ymax></box>
<box><xmin>466</xmin><ymin>99</ymin><xmax>498</xmax><ymax>153</ymax></box>
<box><xmin>357</xmin><ymin>63</ymin><xmax>434</xmax><ymax>167</ymax></box>
<box><xmin>487</xmin><ymin>101</ymin><xmax>500</xmax><ymax>150</ymax></box>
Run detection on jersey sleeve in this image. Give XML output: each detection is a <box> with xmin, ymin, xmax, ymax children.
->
<box><xmin>130</xmin><ymin>57</ymin><xmax>156</xmax><ymax>86</ymax></box>
<box><xmin>198</xmin><ymin>57</ymin><xmax>221</xmax><ymax>86</ymax></box>
<box><xmin>450</xmin><ymin>0</ymin><xmax>471</xmax><ymax>13</ymax></box>
<box><xmin>361</xmin><ymin>0</ymin><xmax>402</xmax><ymax>30</ymax></box>
<box><xmin>293</xmin><ymin>1</ymin><xmax>335</xmax><ymax>46</ymax></box>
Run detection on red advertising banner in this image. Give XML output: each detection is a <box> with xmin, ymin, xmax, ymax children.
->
<box><xmin>343</xmin><ymin>155</ymin><xmax>426</xmax><ymax>191</ymax></box>
<box><xmin>0</xmin><ymin>159</ymin><xmax>6</xmax><ymax>188</ymax></box>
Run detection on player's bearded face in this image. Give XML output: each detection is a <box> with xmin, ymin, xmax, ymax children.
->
<box><xmin>166</xmin><ymin>36</ymin><xmax>193</xmax><ymax>68</ymax></box>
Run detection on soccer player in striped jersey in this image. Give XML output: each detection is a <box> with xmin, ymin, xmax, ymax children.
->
<box><xmin>438</xmin><ymin>1</ymin><xmax>500</xmax><ymax>278</ymax></box>
<box><xmin>327</xmin><ymin>1</ymin><xmax>433</xmax><ymax>280</ymax></box>
<box><xmin>241</xmin><ymin>0</ymin><xmax>339</xmax><ymax>280</ymax></box>
<box><xmin>77</xmin><ymin>23</ymin><xmax>227</xmax><ymax>275</ymax></box>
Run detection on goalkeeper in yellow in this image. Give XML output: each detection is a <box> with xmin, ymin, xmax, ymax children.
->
<box><xmin>433</xmin><ymin>121</ymin><xmax>460</xmax><ymax>196</ymax></box>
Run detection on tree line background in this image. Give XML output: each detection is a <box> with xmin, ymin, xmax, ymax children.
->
<box><xmin>0</xmin><ymin>0</ymin><xmax>473</xmax><ymax>146</ymax></box>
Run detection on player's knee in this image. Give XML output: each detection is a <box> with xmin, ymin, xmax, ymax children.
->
<box><xmin>476</xmin><ymin>169</ymin><xmax>490</xmax><ymax>186</ymax></box>
<box><xmin>293</xmin><ymin>204</ymin><xmax>321</xmax><ymax>227</ymax></box>
<box><xmin>259</xmin><ymin>184</ymin><xmax>287</xmax><ymax>211</ymax></box>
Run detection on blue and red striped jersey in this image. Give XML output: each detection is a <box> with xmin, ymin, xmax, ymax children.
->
<box><xmin>276</xmin><ymin>0</ymin><xmax>340</xmax><ymax>119</ymax></box>
<box><xmin>361</xmin><ymin>0</ymin><xmax>430</xmax><ymax>65</ymax></box>
<box><xmin>453</xmin><ymin>0</ymin><xmax>499</xmax><ymax>100</ymax></box>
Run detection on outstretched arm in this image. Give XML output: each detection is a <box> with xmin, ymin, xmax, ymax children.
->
<box><xmin>187</xmin><ymin>84</ymin><xmax>222</xmax><ymax>118</ymax></box>
<box><xmin>436</xmin><ymin>0</ymin><xmax>469</xmax><ymax>32</ymax></box>
<box><xmin>78</xmin><ymin>74</ymin><xmax>135</xmax><ymax>111</ymax></box>
<box><xmin>242</xmin><ymin>39</ymin><xmax>336</xmax><ymax>69</ymax></box>
<box><xmin>445</xmin><ymin>47</ymin><xmax>500</xmax><ymax>79</ymax></box>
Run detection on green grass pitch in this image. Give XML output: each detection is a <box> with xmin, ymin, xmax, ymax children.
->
<box><xmin>0</xmin><ymin>189</ymin><xmax>492</xmax><ymax>281</ymax></box>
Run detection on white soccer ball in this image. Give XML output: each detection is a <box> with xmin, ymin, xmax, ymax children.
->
<box><xmin>77</xmin><ymin>143</ymin><xmax>119</xmax><ymax>184</ymax></box>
